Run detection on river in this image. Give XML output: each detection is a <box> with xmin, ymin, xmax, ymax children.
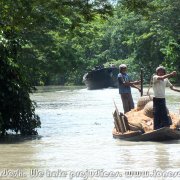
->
<box><xmin>0</xmin><ymin>86</ymin><xmax>180</xmax><ymax>180</ymax></box>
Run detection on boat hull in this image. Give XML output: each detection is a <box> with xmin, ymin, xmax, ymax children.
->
<box><xmin>83</xmin><ymin>67</ymin><xmax>118</xmax><ymax>90</ymax></box>
<box><xmin>113</xmin><ymin>127</ymin><xmax>180</xmax><ymax>141</ymax></box>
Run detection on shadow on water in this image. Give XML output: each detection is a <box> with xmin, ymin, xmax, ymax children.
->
<box><xmin>0</xmin><ymin>135</ymin><xmax>42</xmax><ymax>144</ymax></box>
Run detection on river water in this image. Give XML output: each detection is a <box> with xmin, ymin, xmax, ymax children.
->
<box><xmin>0</xmin><ymin>86</ymin><xmax>180</xmax><ymax>180</ymax></box>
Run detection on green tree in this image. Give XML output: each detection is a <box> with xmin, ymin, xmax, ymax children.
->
<box><xmin>115</xmin><ymin>0</ymin><xmax>180</xmax><ymax>81</ymax></box>
<box><xmin>0</xmin><ymin>0</ymin><xmax>114</xmax><ymax>134</ymax></box>
<box><xmin>0</xmin><ymin>31</ymin><xmax>41</xmax><ymax>135</ymax></box>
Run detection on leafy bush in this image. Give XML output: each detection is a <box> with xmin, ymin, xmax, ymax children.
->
<box><xmin>0</xmin><ymin>32</ymin><xmax>41</xmax><ymax>136</ymax></box>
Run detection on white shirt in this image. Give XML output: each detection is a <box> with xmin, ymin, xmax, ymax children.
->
<box><xmin>153</xmin><ymin>75</ymin><xmax>172</xmax><ymax>98</ymax></box>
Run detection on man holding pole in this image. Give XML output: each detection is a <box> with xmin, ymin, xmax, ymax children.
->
<box><xmin>118</xmin><ymin>64</ymin><xmax>141</xmax><ymax>113</ymax></box>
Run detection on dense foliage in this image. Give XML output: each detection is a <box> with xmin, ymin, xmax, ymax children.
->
<box><xmin>41</xmin><ymin>0</ymin><xmax>179</xmax><ymax>84</ymax></box>
<box><xmin>113</xmin><ymin>0</ymin><xmax>180</xmax><ymax>82</ymax></box>
<box><xmin>0</xmin><ymin>31</ymin><xmax>41</xmax><ymax>135</ymax></box>
<box><xmin>0</xmin><ymin>0</ymin><xmax>113</xmax><ymax>135</ymax></box>
<box><xmin>97</xmin><ymin>0</ymin><xmax>180</xmax><ymax>83</ymax></box>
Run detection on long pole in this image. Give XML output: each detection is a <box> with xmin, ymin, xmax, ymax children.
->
<box><xmin>140</xmin><ymin>68</ymin><xmax>143</xmax><ymax>96</ymax></box>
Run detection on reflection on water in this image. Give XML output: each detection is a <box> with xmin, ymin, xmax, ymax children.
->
<box><xmin>0</xmin><ymin>86</ymin><xmax>180</xmax><ymax>179</ymax></box>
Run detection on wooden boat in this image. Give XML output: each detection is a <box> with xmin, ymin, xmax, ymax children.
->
<box><xmin>113</xmin><ymin>127</ymin><xmax>180</xmax><ymax>141</ymax></box>
<box><xmin>112</xmin><ymin>101</ymin><xmax>180</xmax><ymax>141</ymax></box>
<box><xmin>83</xmin><ymin>66</ymin><xmax>119</xmax><ymax>90</ymax></box>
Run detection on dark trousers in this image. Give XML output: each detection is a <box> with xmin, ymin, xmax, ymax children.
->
<box><xmin>153</xmin><ymin>98</ymin><xmax>172</xmax><ymax>130</ymax></box>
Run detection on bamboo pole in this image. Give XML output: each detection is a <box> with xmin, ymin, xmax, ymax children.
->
<box><xmin>116</xmin><ymin>112</ymin><xmax>125</xmax><ymax>133</ymax></box>
<box><xmin>121</xmin><ymin>115</ymin><xmax>130</xmax><ymax>131</ymax></box>
<box><xmin>113</xmin><ymin>111</ymin><xmax>121</xmax><ymax>133</ymax></box>
<box><xmin>113</xmin><ymin>101</ymin><xmax>125</xmax><ymax>133</ymax></box>
<box><xmin>113</xmin><ymin>110</ymin><xmax>125</xmax><ymax>133</ymax></box>
<box><xmin>140</xmin><ymin>68</ymin><xmax>143</xmax><ymax>96</ymax></box>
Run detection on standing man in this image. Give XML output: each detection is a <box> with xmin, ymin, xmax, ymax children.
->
<box><xmin>118</xmin><ymin>64</ymin><xmax>141</xmax><ymax>113</ymax></box>
<box><xmin>152</xmin><ymin>66</ymin><xmax>180</xmax><ymax>130</ymax></box>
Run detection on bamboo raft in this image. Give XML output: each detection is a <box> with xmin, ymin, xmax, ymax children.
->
<box><xmin>113</xmin><ymin>100</ymin><xmax>180</xmax><ymax>141</ymax></box>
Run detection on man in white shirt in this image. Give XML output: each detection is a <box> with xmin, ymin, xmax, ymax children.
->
<box><xmin>152</xmin><ymin>66</ymin><xmax>180</xmax><ymax>130</ymax></box>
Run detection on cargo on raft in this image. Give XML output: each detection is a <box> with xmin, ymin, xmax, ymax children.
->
<box><xmin>113</xmin><ymin>96</ymin><xmax>180</xmax><ymax>141</ymax></box>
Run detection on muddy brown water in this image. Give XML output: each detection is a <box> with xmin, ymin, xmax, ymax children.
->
<box><xmin>0</xmin><ymin>86</ymin><xmax>180</xmax><ymax>180</ymax></box>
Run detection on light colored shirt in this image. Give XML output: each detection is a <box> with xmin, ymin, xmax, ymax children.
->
<box><xmin>153</xmin><ymin>75</ymin><xmax>172</xmax><ymax>98</ymax></box>
<box><xmin>118</xmin><ymin>73</ymin><xmax>131</xmax><ymax>94</ymax></box>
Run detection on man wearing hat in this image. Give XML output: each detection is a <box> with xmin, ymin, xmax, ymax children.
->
<box><xmin>118</xmin><ymin>64</ymin><xmax>141</xmax><ymax>113</ymax></box>
<box><xmin>152</xmin><ymin>66</ymin><xmax>180</xmax><ymax>130</ymax></box>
